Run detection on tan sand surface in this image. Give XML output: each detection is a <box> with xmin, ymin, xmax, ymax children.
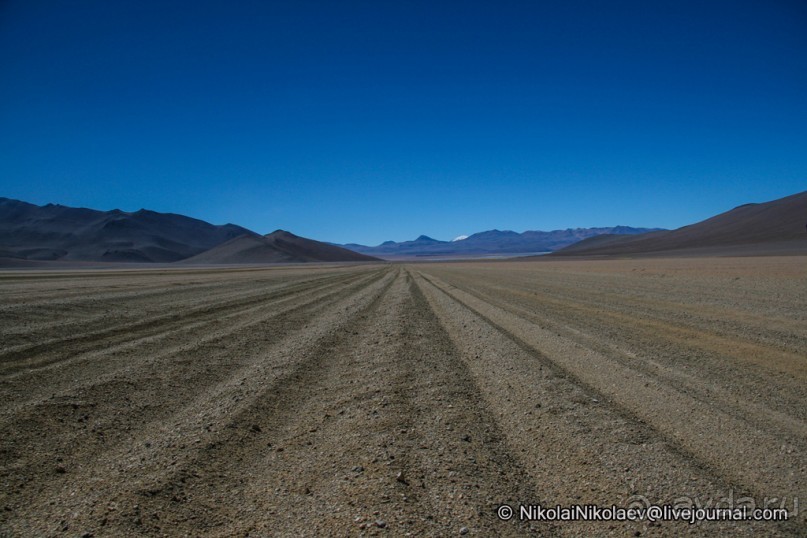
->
<box><xmin>1</xmin><ymin>258</ymin><xmax>804</xmax><ymax>536</ymax></box>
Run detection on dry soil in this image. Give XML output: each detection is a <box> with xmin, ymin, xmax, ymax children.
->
<box><xmin>0</xmin><ymin>258</ymin><xmax>804</xmax><ymax>536</ymax></box>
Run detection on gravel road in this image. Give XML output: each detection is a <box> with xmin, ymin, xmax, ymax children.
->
<box><xmin>1</xmin><ymin>258</ymin><xmax>804</xmax><ymax>536</ymax></box>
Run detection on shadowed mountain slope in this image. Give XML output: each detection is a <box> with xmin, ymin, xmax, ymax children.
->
<box><xmin>183</xmin><ymin>230</ymin><xmax>381</xmax><ymax>264</ymax></box>
<box><xmin>553</xmin><ymin>191</ymin><xmax>807</xmax><ymax>257</ymax></box>
<box><xmin>0</xmin><ymin>197</ymin><xmax>249</xmax><ymax>262</ymax></box>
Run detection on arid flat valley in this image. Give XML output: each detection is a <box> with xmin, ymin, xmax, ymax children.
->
<box><xmin>1</xmin><ymin>257</ymin><xmax>804</xmax><ymax>536</ymax></box>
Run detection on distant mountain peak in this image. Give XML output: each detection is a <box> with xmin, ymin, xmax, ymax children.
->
<box><xmin>0</xmin><ymin>197</ymin><xmax>381</xmax><ymax>265</ymax></box>
<box><xmin>0</xmin><ymin>197</ymin><xmax>253</xmax><ymax>263</ymax></box>
<box><xmin>339</xmin><ymin>225</ymin><xmax>664</xmax><ymax>258</ymax></box>
<box><xmin>186</xmin><ymin>229</ymin><xmax>381</xmax><ymax>264</ymax></box>
<box><xmin>266</xmin><ymin>229</ymin><xmax>295</xmax><ymax>238</ymax></box>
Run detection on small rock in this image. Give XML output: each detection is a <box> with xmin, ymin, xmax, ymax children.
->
<box><xmin>250</xmin><ymin>424</ymin><xmax>261</xmax><ymax>433</ymax></box>
<box><xmin>55</xmin><ymin>465</ymin><xmax>66</xmax><ymax>474</ymax></box>
<box><xmin>396</xmin><ymin>471</ymin><xmax>408</xmax><ymax>485</ymax></box>
<box><xmin>461</xmin><ymin>434</ymin><xmax>471</xmax><ymax>442</ymax></box>
<box><xmin>375</xmin><ymin>520</ymin><xmax>387</xmax><ymax>528</ymax></box>
<box><xmin>460</xmin><ymin>527</ymin><xmax>469</xmax><ymax>535</ymax></box>
<box><xmin>352</xmin><ymin>466</ymin><xmax>364</xmax><ymax>473</ymax></box>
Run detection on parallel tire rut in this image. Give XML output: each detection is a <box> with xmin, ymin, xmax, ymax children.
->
<box><xmin>1</xmin><ymin>259</ymin><xmax>803</xmax><ymax>537</ymax></box>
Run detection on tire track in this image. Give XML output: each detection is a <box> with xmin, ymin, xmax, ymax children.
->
<box><xmin>433</xmin><ymin>269</ymin><xmax>806</xmax><ymax>375</ymax></box>
<box><xmin>0</xmin><ymin>268</ymin><xmax>318</xmax><ymax>344</ymax></box>
<box><xmin>119</xmin><ymin>269</ymin><xmax>539</xmax><ymax>537</ymax></box>
<box><xmin>484</xmin><ymin>266</ymin><xmax>806</xmax><ymax>335</ymax></box>
<box><xmin>1</xmin><ymin>260</ymin><xmax>803</xmax><ymax>537</ymax></box>
<box><xmin>0</xmin><ymin>269</ymin><xmax>385</xmax><ymax>417</ymax></box>
<box><xmin>416</xmin><ymin>270</ymin><xmax>805</xmax><ymax>535</ymax></box>
<box><xmin>1</xmin><ymin>267</ymin><xmax>396</xmax><ymax>536</ymax></box>
<box><xmin>470</xmin><ymin>272</ymin><xmax>807</xmax><ymax>375</ymax></box>
<box><xmin>0</xmin><ymin>269</ymin><xmax>371</xmax><ymax>373</ymax></box>
<box><xmin>428</xmin><ymin>273</ymin><xmax>807</xmax><ymax>442</ymax></box>
<box><xmin>0</xmin><ymin>276</ymin><xmax>290</xmax><ymax>349</ymax></box>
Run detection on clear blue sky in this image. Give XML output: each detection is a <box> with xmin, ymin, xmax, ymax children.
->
<box><xmin>1</xmin><ymin>0</ymin><xmax>805</xmax><ymax>245</ymax></box>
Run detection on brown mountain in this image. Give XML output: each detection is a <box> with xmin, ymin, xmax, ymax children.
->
<box><xmin>182</xmin><ymin>230</ymin><xmax>381</xmax><ymax>264</ymax></box>
<box><xmin>553</xmin><ymin>190</ymin><xmax>807</xmax><ymax>257</ymax></box>
<box><xmin>0</xmin><ymin>197</ymin><xmax>250</xmax><ymax>262</ymax></box>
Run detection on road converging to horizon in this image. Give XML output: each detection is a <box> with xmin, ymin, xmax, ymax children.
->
<box><xmin>0</xmin><ymin>259</ymin><xmax>804</xmax><ymax>536</ymax></box>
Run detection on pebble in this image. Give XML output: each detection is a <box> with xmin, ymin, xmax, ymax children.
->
<box><xmin>460</xmin><ymin>527</ymin><xmax>469</xmax><ymax>535</ymax></box>
<box><xmin>375</xmin><ymin>520</ymin><xmax>387</xmax><ymax>528</ymax></box>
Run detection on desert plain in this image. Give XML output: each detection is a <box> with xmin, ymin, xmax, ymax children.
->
<box><xmin>0</xmin><ymin>257</ymin><xmax>805</xmax><ymax>536</ymax></box>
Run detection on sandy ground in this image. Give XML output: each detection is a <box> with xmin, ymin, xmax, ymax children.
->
<box><xmin>0</xmin><ymin>258</ymin><xmax>804</xmax><ymax>537</ymax></box>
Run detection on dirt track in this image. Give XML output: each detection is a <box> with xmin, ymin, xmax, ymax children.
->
<box><xmin>1</xmin><ymin>258</ymin><xmax>805</xmax><ymax>536</ymax></box>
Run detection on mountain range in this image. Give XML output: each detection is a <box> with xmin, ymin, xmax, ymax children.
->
<box><xmin>340</xmin><ymin>226</ymin><xmax>662</xmax><ymax>258</ymax></box>
<box><xmin>0</xmin><ymin>197</ymin><xmax>377</xmax><ymax>264</ymax></box>
<box><xmin>2</xmin><ymin>190</ymin><xmax>804</xmax><ymax>265</ymax></box>
<box><xmin>552</xmin><ymin>190</ymin><xmax>807</xmax><ymax>257</ymax></box>
<box><xmin>182</xmin><ymin>230</ymin><xmax>378</xmax><ymax>264</ymax></box>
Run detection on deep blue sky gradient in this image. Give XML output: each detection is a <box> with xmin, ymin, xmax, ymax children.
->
<box><xmin>1</xmin><ymin>0</ymin><xmax>805</xmax><ymax>244</ymax></box>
